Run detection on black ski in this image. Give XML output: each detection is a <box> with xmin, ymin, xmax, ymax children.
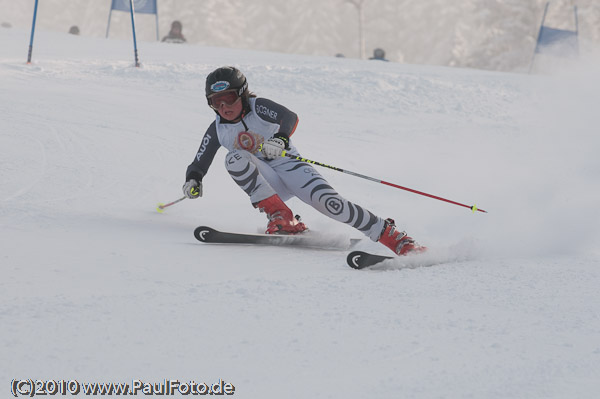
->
<box><xmin>195</xmin><ymin>226</ymin><xmax>360</xmax><ymax>250</ymax></box>
<box><xmin>346</xmin><ymin>251</ymin><xmax>394</xmax><ymax>269</ymax></box>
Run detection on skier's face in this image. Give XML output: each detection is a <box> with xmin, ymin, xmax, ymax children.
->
<box><xmin>214</xmin><ymin>95</ymin><xmax>243</xmax><ymax>122</ymax></box>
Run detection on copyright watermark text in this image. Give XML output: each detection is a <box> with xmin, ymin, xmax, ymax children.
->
<box><xmin>10</xmin><ymin>379</ymin><xmax>235</xmax><ymax>396</ymax></box>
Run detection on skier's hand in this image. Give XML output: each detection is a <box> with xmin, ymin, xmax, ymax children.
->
<box><xmin>182</xmin><ymin>179</ymin><xmax>202</xmax><ymax>199</ymax></box>
<box><xmin>261</xmin><ymin>137</ymin><xmax>286</xmax><ymax>160</ymax></box>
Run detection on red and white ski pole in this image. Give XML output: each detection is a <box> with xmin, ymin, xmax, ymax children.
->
<box><xmin>156</xmin><ymin>196</ymin><xmax>186</xmax><ymax>213</ymax></box>
<box><xmin>282</xmin><ymin>151</ymin><xmax>487</xmax><ymax>213</ymax></box>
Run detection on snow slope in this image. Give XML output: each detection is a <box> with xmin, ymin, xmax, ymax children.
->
<box><xmin>2</xmin><ymin>28</ymin><xmax>600</xmax><ymax>398</ymax></box>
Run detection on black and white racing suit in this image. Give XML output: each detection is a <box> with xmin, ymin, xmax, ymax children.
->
<box><xmin>186</xmin><ymin>97</ymin><xmax>385</xmax><ymax>241</ymax></box>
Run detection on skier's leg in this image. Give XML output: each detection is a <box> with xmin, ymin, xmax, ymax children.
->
<box><xmin>224</xmin><ymin>150</ymin><xmax>305</xmax><ymax>234</ymax></box>
<box><xmin>270</xmin><ymin>157</ymin><xmax>425</xmax><ymax>254</ymax></box>
<box><xmin>224</xmin><ymin>149</ymin><xmax>290</xmax><ymax>204</ymax></box>
<box><xmin>270</xmin><ymin>157</ymin><xmax>385</xmax><ymax>241</ymax></box>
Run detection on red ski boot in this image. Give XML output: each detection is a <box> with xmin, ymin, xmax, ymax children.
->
<box><xmin>255</xmin><ymin>194</ymin><xmax>308</xmax><ymax>235</ymax></box>
<box><xmin>377</xmin><ymin>218</ymin><xmax>426</xmax><ymax>255</ymax></box>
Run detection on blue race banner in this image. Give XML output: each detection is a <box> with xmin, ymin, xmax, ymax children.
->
<box><xmin>111</xmin><ymin>0</ymin><xmax>157</xmax><ymax>14</ymax></box>
<box><xmin>106</xmin><ymin>0</ymin><xmax>160</xmax><ymax>41</ymax></box>
<box><xmin>535</xmin><ymin>26</ymin><xmax>579</xmax><ymax>57</ymax></box>
<box><xmin>532</xmin><ymin>2</ymin><xmax>579</xmax><ymax>59</ymax></box>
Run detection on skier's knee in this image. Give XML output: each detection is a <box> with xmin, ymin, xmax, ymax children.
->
<box><xmin>225</xmin><ymin>150</ymin><xmax>250</xmax><ymax>171</ymax></box>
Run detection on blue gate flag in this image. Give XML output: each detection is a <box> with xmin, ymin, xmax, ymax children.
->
<box><xmin>111</xmin><ymin>0</ymin><xmax>157</xmax><ymax>15</ymax></box>
<box><xmin>535</xmin><ymin>26</ymin><xmax>579</xmax><ymax>57</ymax></box>
<box><xmin>532</xmin><ymin>2</ymin><xmax>579</xmax><ymax>59</ymax></box>
<box><xmin>106</xmin><ymin>0</ymin><xmax>159</xmax><ymax>41</ymax></box>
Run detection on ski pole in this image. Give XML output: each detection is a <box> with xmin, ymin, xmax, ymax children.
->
<box><xmin>281</xmin><ymin>151</ymin><xmax>487</xmax><ymax>213</ymax></box>
<box><xmin>156</xmin><ymin>196</ymin><xmax>186</xmax><ymax>213</ymax></box>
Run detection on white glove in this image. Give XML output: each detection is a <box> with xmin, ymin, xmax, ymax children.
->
<box><xmin>182</xmin><ymin>179</ymin><xmax>202</xmax><ymax>199</ymax></box>
<box><xmin>261</xmin><ymin>137</ymin><xmax>286</xmax><ymax>160</ymax></box>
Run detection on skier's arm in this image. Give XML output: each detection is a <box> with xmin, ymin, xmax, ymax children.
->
<box><xmin>254</xmin><ymin>98</ymin><xmax>299</xmax><ymax>145</ymax></box>
<box><xmin>185</xmin><ymin>122</ymin><xmax>220</xmax><ymax>182</ymax></box>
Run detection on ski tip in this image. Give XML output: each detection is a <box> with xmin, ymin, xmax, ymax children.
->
<box><xmin>347</xmin><ymin>252</ymin><xmax>363</xmax><ymax>269</ymax></box>
<box><xmin>346</xmin><ymin>251</ymin><xmax>377</xmax><ymax>270</ymax></box>
<box><xmin>194</xmin><ymin>226</ymin><xmax>215</xmax><ymax>242</ymax></box>
<box><xmin>346</xmin><ymin>250</ymin><xmax>396</xmax><ymax>270</ymax></box>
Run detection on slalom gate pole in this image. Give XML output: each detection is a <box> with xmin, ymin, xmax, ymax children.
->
<box><xmin>128</xmin><ymin>0</ymin><xmax>141</xmax><ymax>67</ymax></box>
<box><xmin>27</xmin><ymin>0</ymin><xmax>40</xmax><ymax>64</ymax></box>
<box><xmin>157</xmin><ymin>196</ymin><xmax>186</xmax><ymax>213</ymax></box>
<box><xmin>282</xmin><ymin>151</ymin><xmax>487</xmax><ymax>213</ymax></box>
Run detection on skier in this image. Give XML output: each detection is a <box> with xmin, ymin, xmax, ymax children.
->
<box><xmin>183</xmin><ymin>66</ymin><xmax>424</xmax><ymax>256</ymax></box>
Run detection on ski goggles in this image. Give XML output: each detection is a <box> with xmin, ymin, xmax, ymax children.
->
<box><xmin>208</xmin><ymin>90</ymin><xmax>240</xmax><ymax>110</ymax></box>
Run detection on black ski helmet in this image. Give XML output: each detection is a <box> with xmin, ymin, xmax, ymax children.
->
<box><xmin>205</xmin><ymin>66</ymin><xmax>248</xmax><ymax>107</ymax></box>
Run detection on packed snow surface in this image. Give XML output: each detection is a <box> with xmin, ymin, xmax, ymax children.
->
<box><xmin>1</xmin><ymin>28</ymin><xmax>600</xmax><ymax>398</ymax></box>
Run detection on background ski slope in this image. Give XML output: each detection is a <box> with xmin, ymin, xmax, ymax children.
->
<box><xmin>3</xmin><ymin>0</ymin><xmax>600</xmax><ymax>72</ymax></box>
<box><xmin>2</xmin><ymin>28</ymin><xmax>600</xmax><ymax>398</ymax></box>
